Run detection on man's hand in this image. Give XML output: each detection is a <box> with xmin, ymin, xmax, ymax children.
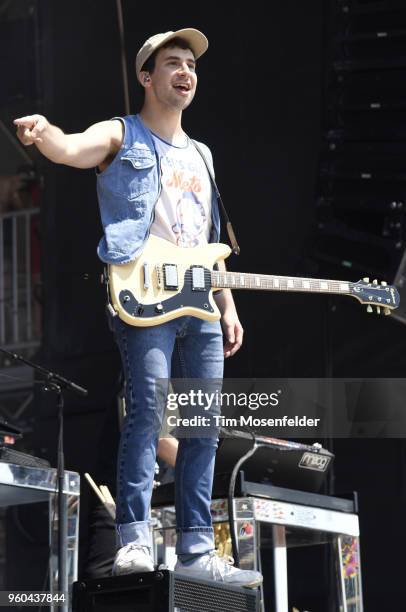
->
<box><xmin>214</xmin><ymin>286</ymin><xmax>244</xmax><ymax>358</ymax></box>
<box><xmin>213</xmin><ymin>260</ymin><xmax>244</xmax><ymax>358</ymax></box>
<box><xmin>221</xmin><ymin>307</ymin><xmax>244</xmax><ymax>358</ymax></box>
<box><xmin>14</xmin><ymin>115</ymin><xmax>49</xmax><ymax>146</ymax></box>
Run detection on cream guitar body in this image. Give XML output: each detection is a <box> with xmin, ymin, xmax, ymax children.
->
<box><xmin>108</xmin><ymin>235</ymin><xmax>400</xmax><ymax>327</ymax></box>
<box><xmin>108</xmin><ymin>235</ymin><xmax>231</xmax><ymax>327</ymax></box>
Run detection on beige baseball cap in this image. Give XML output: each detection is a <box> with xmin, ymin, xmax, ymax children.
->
<box><xmin>135</xmin><ymin>28</ymin><xmax>208</xmax><ymax>81</ymax></box>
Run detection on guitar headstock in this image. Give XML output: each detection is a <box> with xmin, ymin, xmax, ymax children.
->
<box><xmin>350</xmin><ymin>277</ymin><xmax>400</xmax><ymax>315</ymax></box>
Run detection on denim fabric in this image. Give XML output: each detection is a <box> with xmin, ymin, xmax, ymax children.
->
<box><xmin>112</xmin><ymin>315</ymin><xmax>224</xmax><ymax>555</ymax></box>
<box><xmin>96</xmin><ymin>114</ymin><xmax>220</xmax><ymax>264</ymax></box>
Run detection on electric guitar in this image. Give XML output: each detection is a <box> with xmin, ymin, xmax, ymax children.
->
<box><xmin>108</xmin><ymin>235</ymin><xmax>400</xmax><ymax>327</ymax></box>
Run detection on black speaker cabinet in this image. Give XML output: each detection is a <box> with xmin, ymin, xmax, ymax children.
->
<box><xmin>72</xmin><ymin>569</ymin><xmax>259</xmax><ymax>612</ymax></box>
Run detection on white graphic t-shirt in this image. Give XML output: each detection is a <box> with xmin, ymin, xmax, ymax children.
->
<box><xmin>149</xmin><ymin>132</ymin><xmax>212</xmax><ymax>247</ymax></box>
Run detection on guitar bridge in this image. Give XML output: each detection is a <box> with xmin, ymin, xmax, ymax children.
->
<box><xmin>155</xmin><ymin>265</ymin><xmax>162</xmax><ymax>288</ymax></box>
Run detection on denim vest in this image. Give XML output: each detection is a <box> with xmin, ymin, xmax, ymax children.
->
<box><xmin>96</xmin><ymin>114</ymin><xmax>221</xmax><ymax>264</ymax></box>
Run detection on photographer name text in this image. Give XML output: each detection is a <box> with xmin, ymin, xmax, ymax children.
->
<box><xmin>167</xmin><ymin>415</ymin><xmax>321</xmax><ymax>428</ymax></box>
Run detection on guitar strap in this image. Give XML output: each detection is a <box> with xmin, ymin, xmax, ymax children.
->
<box><xmin>191</xmin><ymin>139</ymin><xmax>240</xmax><ymax>255</ymax></box>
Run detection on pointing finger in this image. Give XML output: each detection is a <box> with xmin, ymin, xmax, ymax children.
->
<box><xmin>14</xmin><ymin>117</ymin><xmax>34</xmax><ymax>127</ymax></box>
<box><xmin>14</xmin><ymin>115</ymin><xmax>40</xmax><ymax>125</ymax></box>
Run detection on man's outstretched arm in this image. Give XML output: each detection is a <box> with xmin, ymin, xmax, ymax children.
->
<box><xmin>13</xmin><ymin>114</ymin><xmax>123</xmax><ymax>169</ymax></box>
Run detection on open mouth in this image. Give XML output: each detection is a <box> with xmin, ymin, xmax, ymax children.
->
<box><xmin>173</xmin><ymin>83</ymin><xmax>191</xmax><ymax>94</ymax></box>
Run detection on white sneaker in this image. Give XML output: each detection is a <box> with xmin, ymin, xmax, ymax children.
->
<box><xmin>175</xmin><ymin>551</ymin><xmax>263</xmax><ymax>588</ymax></box>
<box><xmin>112</xmin><ymin>544</ymin><xmax>154</xmax><ymax>576</ymax></box>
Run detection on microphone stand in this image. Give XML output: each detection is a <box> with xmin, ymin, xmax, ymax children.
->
<box><xmin>0</xmin><ymin>347</ymin><xmax>87</xmax><ymax>600</ymax></box>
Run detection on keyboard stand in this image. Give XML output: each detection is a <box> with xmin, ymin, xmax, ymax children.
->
<box><xmin>151</xmin><ymin>479</ymin><xmax>364</xmax><ymax>612</ymax></box>
<box><xmin>0</xmin><ymin>461</ymin><xmax>80</xmax><ymax>612</ymax></box>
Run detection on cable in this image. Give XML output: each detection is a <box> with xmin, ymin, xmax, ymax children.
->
<box><xmin>115</xmin><ymin>0</ymin><xmax>130</xmax><ymax>115</ymax></box>
<box><xmin>227</xmin><ymin>433</ymin><xmax>259</xmax><ymax>567</ymax></box>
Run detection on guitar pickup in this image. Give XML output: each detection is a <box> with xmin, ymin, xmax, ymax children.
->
<box><xmin>191</xmin><ymin>266</ymin><xmax>205</xmax><ymax>291</ymax></box>
<box><xmin>163</xmin><ymin>264</ymin><xmax>178</xmax><ymax>290</ymax></box>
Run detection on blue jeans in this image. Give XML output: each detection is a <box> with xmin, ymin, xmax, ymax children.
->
<box><xmin>112</xmin><ymin>315</ymin><xmax>224</xmax><ymax>555</ymax></box>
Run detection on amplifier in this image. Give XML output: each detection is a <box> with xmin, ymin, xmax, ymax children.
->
<box><xmin>72</xmin><ymin>569</ymin><xmax>260</xmax><ymax>612</ymax></box>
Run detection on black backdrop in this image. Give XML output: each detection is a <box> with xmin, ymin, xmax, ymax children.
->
<box><xmin>4</xmin><ymin>1</ymin><xmax>406</xmax><ymax>609</ymax></box>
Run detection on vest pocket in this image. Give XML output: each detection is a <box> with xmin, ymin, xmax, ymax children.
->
<box><xmin>117</xmin><ymin>148</ymin><xmax>155</xmax><ymax>199</ymax></box>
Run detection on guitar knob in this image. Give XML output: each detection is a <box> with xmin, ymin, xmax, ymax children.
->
<box><xmin>381</xmin><ymin>281</ymin><xmax>387</xmax><ymax>286</ymax></box>
<box><xmin>155</xmin><ymin>303</ymin><xmax>164</xmax><ymax>314</ymax></box>
<box><xmin>376</xmin><ymin>306</ymin><xmax>381</xmax><ymax>314</ymax></box>
<box><xmin>367</xmin><ymin>305</ymin><xmax>373</xmax><ymax>313</ymax></box>
<box><xmin>363</xmin><ymin>277</ymin><xmax>370</xmax><ymax>283</ymax></box>
<box><xmin>373</xmin><ymin>279</ymin><xmax>378</xmax><ymax>285</ymax></box>
<box><xmin>384</xmin><ymin>308</ymin><xmax>391</xmax><ymax>316</ymax></box>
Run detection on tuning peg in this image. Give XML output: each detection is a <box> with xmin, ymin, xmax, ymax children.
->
<box><xmin>367</xmin><ymin>305</ymin><xmax>373</xmax><ymax>313</ymax></box>
<box><xmin>381</xmin><ymin>281</ymin><xmax>387</xmax><ymax>286</ymax></box>
<box><xmin>363</xmin><ymin>277</ymin><xmax>370</xmax><ymax>283</ymax></box>
<box><xmin>373</xmin><ymin>279</ymin><xmax>378</xmax><ymax>285</ymax></box>
<box><xmin>384</xmin><ymin>308</ymin><xmax>391</xmax><ymax>316</ymax></box>
<box><xmin>376</xmin><ymin>306</ymin><xmax>381</xmax><ymax>314</ymax></box>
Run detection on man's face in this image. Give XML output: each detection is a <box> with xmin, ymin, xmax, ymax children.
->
<box><xmin>145</xmin><ymin>46</ymin><xmax>197</xmax><ymax>110</ymax></box>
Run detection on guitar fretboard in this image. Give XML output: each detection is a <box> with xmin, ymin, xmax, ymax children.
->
<box><xmin>211</xmin><ymin>271</ymin><xmax>351</xmax><ymax>295</ymax></box>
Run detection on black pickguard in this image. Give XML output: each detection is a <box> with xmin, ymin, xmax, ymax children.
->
<box><xmin>118</xmin><ymin>268</ymin><xmax>214</xmax><ymax>320</ymax></box>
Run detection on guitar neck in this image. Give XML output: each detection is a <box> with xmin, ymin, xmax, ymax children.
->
<box><xmin>211</xmin><ymin>271</ymin><xmax>353</xmax><ymax>296</ymax></box>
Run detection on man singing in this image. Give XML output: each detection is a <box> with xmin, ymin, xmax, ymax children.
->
<box><xmin>14</xmin><ymin>28</ymin><xmax>262</xmax><ymax>588</ymax></box>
